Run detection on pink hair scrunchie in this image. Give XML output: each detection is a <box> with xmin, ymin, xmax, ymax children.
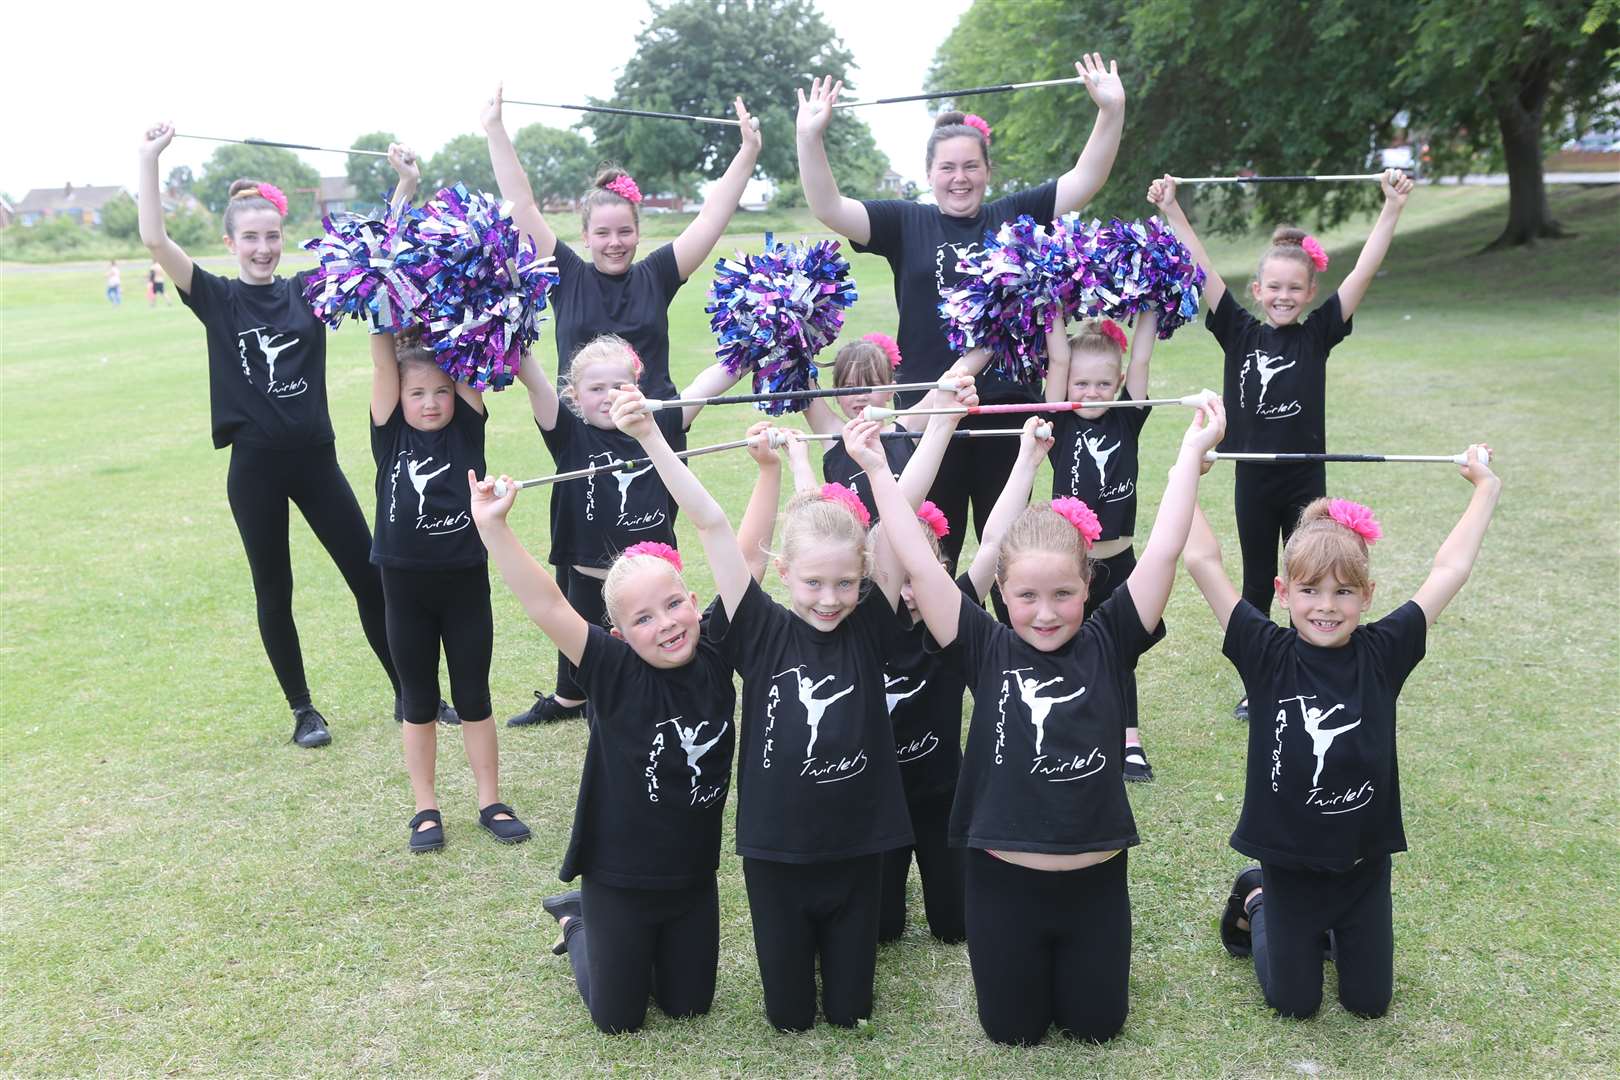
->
<box><xmin>604</xmin><ymin>174</ymin><xmax>643</xmax><ymax>205</ymax></box>
<box><xmin>1326</xmin><ymin>499</ymin><xmax>1381</xmax><ymax>544</ymax></box>
<box><xmin>256</xmin><ymin>183</ymin><xmax>288</xmax><ymax>217</ymax></box>
<box><xmin>1098</xmin><ymin>321</ymin><xmax>1128</xmax><ymax>352</ymax></box>
<box><xmin>916</xmin><ymin>500</ymin><xmax>950</xmax><ymax>539</ymax></box>
<box><xmin>821</xmin><ymin>482</ymin><xmax>871</xmax><ymax>529</ymax></box>
<box><xmin>962</xmin><ymin>114</ymin><xmax>992</xmax><ymax>146</ymax></box>
<box><xmin>1049</xmin><ymin>496</ymin><xmax>1103</xmax><ymax>548</ymax></box>
<box><xmin>1300</xmin><ymin>235</ymin><xmax>1330</xmax><ymax>272</ymax></box>
<box><xmin>623</xmin><ymin>540</ymin><xmax>683</xmax><ymax>571</ymax></box>
<box><xmin>863</xmin><ymin>332</ymin><xmax>903</xmax><ymax>370</ymax></box>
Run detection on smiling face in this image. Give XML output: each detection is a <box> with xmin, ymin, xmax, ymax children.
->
<box><xmin>573</xmin><ymin>360</ymin><xmax>636</xmax><ymax>429</ymax></box>
<box><xmin>225</xmin><ymin>208</ymin><xmax>284</xmax><ymax>284</ymax></box>
<box><xmin>400</xmin><ymin>361</ymin><xmax>455</xmax><ymax>431</ymax></box>
<box><xmin>1067</xmin><ymin>349</ymin><xmax>1124</xmax><ymax>419</ymax></box>
<box><xmin>778</xmin><ymin>538</ymin><xmax>865</xmax><ymax>632</ymax></box>
<box><xmin>1276</xmin><ymin>571</ymin><xmax>1375</xmax><ymax>648</ymax></box>
<box><xmin>1251</xmin><ymin>256</ymin><xmax>1318</xmax><ymax>327</ymax></box>
<box><xmin>999</xmin><ymin>550</ymin><xmax>1089</xmax><ymax>652</ymax></box>
<box><xmin>928</xmin><ymin>135</ymin><xmax>989</xmax><ymax>217</ymax></box>
<box><xmin>609</xmin><ymin>563</ymin><xmax>702</xmax><ymax>668</ymax></box>
<box><xmin>582</xmin><ymin>202</ymin><xmax>640</xmax><ymax>275</ymax></box>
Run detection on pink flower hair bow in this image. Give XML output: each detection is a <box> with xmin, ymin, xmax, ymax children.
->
<box><xmin>1327</xmin><ymin>499</ymin><xmax>1381</xmax><ymax>544</ymax></box>
<box><xmin>916</xmin><ymin>500</ymin><xmax>950</xmax><ymax>539</ymax></box>
<box><xmin>863</xmin><ymin>332</ymin><xmax>903</xmax><ymax>370</ymax></box>
<box><xmin>1049</xmin><ymin>496</ymin><xmax>1102</xmax><ymax>548</ymax></box>
<box><xmin>1300</xmin><ymin>235</ymin><xmax>1329</xmax><ymax>272</ymax></box>
<box><xmin>962</xmin><ymin>114</ymin><xmax>992</xmax><ymax>146</ymax></box>
<box><xmin>821</xmin><ymin>482</ymin><xmax>871</xmax><ymax>529</ymax></box>
<box><xmin>623</xmin><ymin>540</ymin><xmax>683</xmax><ymax>571</ymax></box>
<box><xmin>256</xmin><ymin>183</ymin><xmax>288</xmax><ymax>217</ymax></box>
<box><xmin>1098</xmin><ymin>321</ymin><xmax>1128</xmax><ymax>352</ymax></box>
<box><xmin>604</xmin><ymin>174</ymin><xmax>643</xmax><ymax>205</ymax></box>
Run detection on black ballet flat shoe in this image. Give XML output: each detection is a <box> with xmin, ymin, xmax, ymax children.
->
<box><xmin>291</xmin><ymin>705</ymin><xmax>332</xmax><ymax>748</ymax></box>
<box><xmin>436</xmin><ymin>699</ymin><xmax>461</xmax><ymax>726</ymax></box>
<box><xmin>1123</xmin><ymin>745</ymin><xmax>1154</xmax><ymax>783</ymax></box>
<box><xmin>542</xmin><ymin>889</ymin><xmax>583</xmax><ymax>953</ymax></box>
<box><xmin>408</xmin><ymin>809</ymin><xmax>445</xmax><ymax>854</ymax></box>
<box><xmin>1220</xmin><ymin>866</ymin><xmax>1265</xmax><ymax>957</ymax></box>
<box><xmin>507</xmin><ymin>692</ymin><xmax>585</xmax><ymax>727</ymax></box>
<box><xmin>479</xmin><ymin>803</ymin><xmax>531</xmax><ymax>844</ymax></box>
<box><xmin>1233</xmin><ymin>697</ymin><xmax>1250</xmax><ymax>723</ymax></box>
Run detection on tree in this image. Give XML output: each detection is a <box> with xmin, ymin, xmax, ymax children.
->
<box><xmin>347</xmin><ymin>131</ymin><xmax>400</xmax><ymax>208</ymax></box>
<box><xmin>196</xmin><ymin>143</ymin><xmax>321</xmax><ymax>222</ymax></box>
<box><xmin>164</xmin><ymin>165</ymin><xmax>193</xmax><ymax>194</ymax></box>
<box><xmin>512</xmin><ymin>123</ymin><xmax>597</xmax><ymax>207</ymax></box>
<box><xmin>584</xmin><ymin>0</ymin><xmax>888</xmax><ymax>193</ymax></box>
<box><xmin>1400</xmin><ymin>0</ymin><xmax>1619</xmax><ymax>248</ymax></box>
<box><xmin>99</xmin><ymin>192</ymin><xmax>140</xmax><ymax>241</ymax></box>
<box><xmin>423</xmin><ymin>133</ymin><xmax>499</xmax><ymax>197</ymax></box>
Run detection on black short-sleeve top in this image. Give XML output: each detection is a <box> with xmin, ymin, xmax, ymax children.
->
<box><xmin>1222</xmin><ymin>599</ymin><xmax>1426</xmax><ymax>871</ymax></box>
<box><xmin>550</xmin><ymin>239</ymin><xmax>684</xmax><ymax>400</ymax></box>
<box><xmin>1047</xmin><ymin>392</ymin><xmax>1152</xmax><ymax>541</ymax></box>
<box><xmin>856</xmin><ymin>183</ymin><xmax>1058</xmax><ymax>405</ymax></box>
<box><xmin>178</xmin><ymin>264</ymin><xmax>332</xmax><ymax>449</ymax></box>
<box><xmin>885</xmin><ymin>574</ymin><xmax>977</xmax><ymax>803</ymax></box>
<box><xmin>1206</xmin><ymin>290</ymin><xmax>1351</xmax><ymax>453</ymax></box>
<box><xmin>820</xmin><ymin>437</ymin><xmax>915</xmax><ymax>524</ymax></box>
<box><xmin>937</xmin><ymin>582</ymin><xmax>1164</xmax><ymax>855</ymax></box>
<box><xmin>539</xmin><ymin>406</ymin><xmax>686</xmax><ymax>569</ymax></box>
<box><xmin>709</xmin><ymin>578</ymin><xmax>913</xmax><ymax>862</ymax></box>
<box><xmin>559</xmin><ymin>621</ymin><xmax>737</xmax><ymax>889</ymax></box>
<box><xmin>369</xmin><ymin>400</ymin><xmax>487</xmax><ymax>570</ymax></box>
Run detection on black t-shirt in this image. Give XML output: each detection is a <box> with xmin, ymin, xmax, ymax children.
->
<box><xmin>710</xmin><ymin>578</ymin><xmax>913</xmax><ymax>862</ymax></box>
<box><xmin>560</xmin><ymin>622</ymin><xmax>737</xmax><ymax>889</ymax></box>
<box><xmin>178</xmin><ymin>264</ymin><xmax>333</xmax><ymax>450</ymax></box>
<box><xmin>1206</xmin><ymin>290</ymin><xmax>1351</xmax><ymax>453</ymax></box>
<box><xmin>539</xmin><ymin>407</ymin><xmax>686</xmax><ymax>569</ymax></box>
<box><xmin>1047</xmin><ymin>392</ymin><xmax>1151</xmax><ymax>541</ymax></box>
<box><xmin>820</xmin><ymin>437</ymin><xmax>915</xmax><ymax>524</ymax></box>
<box><xmin>1223</xmin><ymin>599</ymin><xmax>1426</xmax><ymax>871</ymax></box>
<box><xmin>886</xmin><ymin>574</ymin><xmax>976</xmax><ymax>803</ymax></box>
<box><xmin>369</xmin><ymin>400</ymin><xmax>487</xmax><ymax>570</ymax></box>
<box><xmin>856</xmin><ymin>183</ymin><xmax>1058</xmax><ymax>405</ymax></box>
<box><xmin>938</xmin><ymin>582</ymin><xmax>1164</xmax><ymax>854</ymax></box>
<box><xmin>551</xmin><ymin>239</ymin><xmax>684</xmax><ymax>400</ymax></box>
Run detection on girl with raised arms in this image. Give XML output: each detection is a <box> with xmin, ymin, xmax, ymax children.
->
<box><xmin>138</xmin><ymin>122</ymin><xmax>405</xmax><ymax>748</ymax></box>
<box><xmin>1149</xmin><ymin>169</ymin><xmax>1415</xmax><ymax>720</ymax></box>
<box><xmin>853</xmin><ymin>394</ymin><xmax>1227</xmax><ymax>1046</ymax></box>
<box><xmin>795</xmin><ymin>56</ymin><xmax>1124</xmax><ymax>568</ymax></box>
<box><xmin>1184</xmin><ymin>447</ymin><xmax>1499</xmax><ymax>1021</ymax></box>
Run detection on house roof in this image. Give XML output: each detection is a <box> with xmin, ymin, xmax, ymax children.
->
<box><xmin>14</xmin><ymin>184</ymin><xmax>128</xmax><ymax>213</ymax></box>
<box><xmin>318</xmin><ymin>176</ymin><xmax>357</xmax><ymax>201</ymax></box>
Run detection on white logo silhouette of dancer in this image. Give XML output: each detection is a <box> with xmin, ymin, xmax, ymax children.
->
<box><xmin>1082</xmin><ymin>432</ymin><xmax>1120</xmax><ymax>487</ymax></box>
<box><xmin>776</xmin><ymin>667</ymin><xmax>854</xmax><ymax>758</ymax></box>
<box><xmin>884</xmin><ymin>674</ymin><xmax>925</xmax><ymax>715</ymax></box>
<box><xmin>613</xmin><ymin>461</ymin><xmax>655</xmax><ymax>516</ymax></box>
<box><xmin>1015</xmin><ymin>673</ymin><xmax>1086</xmax><ymax>755</ymax></box>
<box><xmin>1302</xmin><ymin>702</ymin><xmax>1361</xmax><ymax>786</ymax></box>
<box><xmin>1254</xmin><ymin>353</ymin><xmax>1296</xmax><ymax>409</ymax></box>
<box><xmin>407</xmin><ymin>455</ymin><xmax>452</xmax><ymax>517</ymax></box>
<box><xmin>239</xmin><ymin>327</ymin><xmax>301</xmax><ymax>387</ymax></box>
<box><xmin>659</xmin><ymin>717</ymin><xmax>728</xmax><ymax>786</ymax></box>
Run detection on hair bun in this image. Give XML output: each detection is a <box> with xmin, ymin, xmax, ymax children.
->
<box><xmin>933</xmin><ymin>111</ymin><xmax>966</xmax><ymax>129</ymax></box>
<box><xmin>1270</xmin><ymin>225</ymin><xmax>1309</xmax><ymax>246</ymax></box>
<box><xmin>593</xmin><ymin>164</ymin><xmax>629</xmax><ymax>189</ymax></box>
<box><xmin>228</xmin><ymin>178</ymin><xmax>264</xmax><ymax>199</ymax></box>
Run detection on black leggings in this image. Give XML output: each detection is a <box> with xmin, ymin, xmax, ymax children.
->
<box><xmin>561</xmin><ymin>876</ymin><xmax>719</xmax><ymax>1035</ymax></box>
<box><xmin>1085</xmin><ymin>548</ymin><xmax>1140</xmax><ymax>732</ymax></box>
<box><xmin>226</xmin><ymin>442</ymin><xmax>397</xmax><ymax>709</ymax></box>
<box><xmin>926</xmin><ymin>417</ymin><xmax>1023</xmax><ymax>569</ymax></box>
<box><xmin>1233</xmin><ymin>461</ymin><xmax>1326</xmax><ymax>615</ymax></box>
<box><xmin>742</xmin><ymin>854</ymin><xmax>883</xmax><ymax>1031</ymax></box>
<box><xmin>553</xmin><ymin>566</ymin><xmax>607</xmax><ymax>701</ymax></box>
<box><xmin>880</xmin><ymin>789</ymin><xmax>964</xmax><ymax>944</ymax></box>
<box><xmin>963</xmin><ymin>848</ymin><xmax>1131</xmax><ymax>1045</ymax></box>
<box><xmin>1250</xmin><ymin>855</ymin><xmax>1393</xmax><ymax>1020</ymax></box>
<box><xmin>379</xmin><ymin>565</ymin><xmax>493</xmax><ymax>724</ymax></box>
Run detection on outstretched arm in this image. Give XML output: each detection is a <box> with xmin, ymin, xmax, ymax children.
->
<box><xmin>795</xmin><ymin>76</ymin><xmax>872</xmax><ymax>245</ymax></box>
<box><xmin>672</xmin><ymin>98</ymin><xmax>763</xmax><ymax>278</ymax></box>
<box><xmin>482</xmin><ymin>84</ymin><xmax>557</xmax><ymax>257</ymax></box>
<box><xmin>1045</xmin><ymin>324</ymin><xmax>1073</xmax><ymax>404</ymax></box>
<box><xmin>896</xmin><ymin>377</ymin><xmax>978</xmax><ymax>507</ymax></box>
<box><xmin>1126</xmin><ymin>395</ymin><xmax>1227</xmax><ymax>632</ymax></box>
<box><xmin>1148</xmin><ymin>175</ymin><xmax>1226</xmax><ymax>312</ymax></box>
<box><xmin>1184</xmin><ymin>499</ymin><xmax>1242</xmax><ymax>632</ymax></box>
<box><xmin>1336</xmin><ymin>169</ymin><xmax>1414</xmax><ymax>319</ymax></box>
<box><xmin>469</xmin><ymin>472</ymin><xmax>589</xmax><ymax>664</ymax></box>
<box><xmin>677</xmin><ymin>360</ymin><xmax>747</xmax><ymax>429</ymax></box>
<box><xmin>137</xmin><ymin>123</ymin><xmax>193</xmax><ymax>293</ymax></box>
<box><xmin>386</xmin><ymin>142</ymin><xmax>420</xmax><ymax>215</ymax></box>
<box><xmin>965</xmin><ymin>417</ymin><xmax>1050</xmax><ymax>600</ymax></box>
<box><xmin>514</xmin><ymin>350</ymin><xmax>560</xmax><ymax>430</ymax></box>
<box><xmin>783</xmin><ymin>427</ymin><xmax>820</xmax><ymax>493</ymax></box>
<box><xmin>1124</xmin><ymin>308</ymin><xmax>1156</xmax><ymax>401</ymax></box>
<box><xmin>737</xmin><ymin>421</ymin><xmax>782</xmax><ymax>584</ymax></box>
<box><xmin>1054</xmin><ymin>54</ymin><xmax>1127</xmax><ymax>215</ymax></box>
<box><xmin>369</xmin><ymin>332</ymin><xmax>401</xmax><ymax>425</ymax></box>
<box><xmin>1412</xmin><ymin>445</ymin><xmax>1500</xmax><ymax>628</ymax></box>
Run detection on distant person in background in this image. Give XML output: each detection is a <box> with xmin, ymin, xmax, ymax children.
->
<box><xmin>105</xmin><ymin>261</ymin><xmax>121</xmax><ymax>305</ymax></box>
<box><xmin>148</xmin><ymin>261</ymin><xmax>167</xmax><ymax>307</ymax></box>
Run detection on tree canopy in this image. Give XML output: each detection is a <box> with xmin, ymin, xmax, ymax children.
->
<box><xmin>195</xmin><ymin>144</ymin><xmax>321</xmax><ymax>222</ymax></box>
<box><xmin>346</xmin><ymin>131</ymin><xmax>401</xmax><ymax>210</ymax></box>
<box><xmin>423</xmin><ymin>134</ymin><xmax>499</xmax><ymax>198</ymax></box>
<box><xmin>512</xmin><ymin>124</ymin><xmax>598</xmax><ymax>208</ymax></box>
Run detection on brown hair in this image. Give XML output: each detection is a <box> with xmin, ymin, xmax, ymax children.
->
<box><xmin>926</xmin><ymin>111</ymin><xmax>991</xmax><ymax>172</ymax></box>
<box><xmin>995</xmin><ymin>503</ymin><xmax>1093</xmax><ymax>584</ymax></box>
<box><xmin>1281</xmin><ymin>498</ymin><xmax>1373</xmax><ymax>592</ymax></box>
<box><xmin>223</xmin><ymin>179</ymin><xmax>283</xmax><ymax>237</ymax></box>
<box><xmin>394</xmin><ymin>327</ymin><xmax>443</xmax><ymax>382</ymax></box>
<box><xmin>775</xmin><ymin>490</ymin><xmax>871</xmax><ymax>578</ymax></box>
<box><xmin>579</xmin><ymin>165</ymin><xmax>641</xmax><ymax>231</ymax></box>
<box><xmin>1257</xmin><ymin>224</ymin><xmax>1317</xmax><ymax>283</ymax></box>
<box><xmin>831</xmin><ymin>340</ymin><xmax>893</xmax><ymax>390</ymax></box>
<box><xmin>601</xmin><ymin>552</ymin><xmax>688</xmax><ymax>630</ymax></box>
<box><xmin>1066</xmin><ymin>319</ymin><xmax>1125</xmax><ymax>367</ymax></box>
<box><xmin>559</xmin><ymin>334</ymin><xmax>642</xmax><ymax>416</ymax></box>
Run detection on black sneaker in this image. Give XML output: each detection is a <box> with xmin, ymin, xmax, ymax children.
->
<box><xmin>1123</xmin><ymin>745</ymin><xmax>1154</xmax><ymax>783</ymax></box>
<box><xmin>291</xmin><ymin>705</ymin><xmax>332</xmax><ymax>748</ymax></box>
<box><xmin>1233</xmin><ymin>697</ymin><xmax>1250</xmax><ymax>722</ymax></box>
<box><xmin>507</xmin><ymin>692</ymin><xmax>585</xmax><ymax>727</ymax></box>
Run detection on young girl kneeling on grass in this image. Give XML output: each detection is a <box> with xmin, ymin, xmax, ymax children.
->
<box><xmin>852</xmin><ymin>397</ymin><xmax>1226</xmax><ymax>1046</ymax></box>
<box><xmin>1184</xmin><ymin>447</ymin><xmax>1500</xmax><ymax>1020</ymax></box>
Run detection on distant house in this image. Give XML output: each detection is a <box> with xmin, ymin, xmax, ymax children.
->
<box><xmin>13</xmin><ymin>183</ymin><xmax>130</xmax><ymax>227</ymax></box>
<box><xmin>0</xmin><ymin>195</ymin><xmax>13</xmax><ymax>230</ymax></box>
<box><xmin>317</xmin><ymin>176</ymin><xmax>361</xmax><ymax>219</ymax></box>
<box><xmin>878</xmin><ymin>169</ymin><xmax>907</xmax><ymax>195</ymax></box>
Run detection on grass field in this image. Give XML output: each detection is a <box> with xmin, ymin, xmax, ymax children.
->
<box><xmin>3</xmin><ymin>185</ymin><xmax>1617</xmax><ymax>1078</ymax></box>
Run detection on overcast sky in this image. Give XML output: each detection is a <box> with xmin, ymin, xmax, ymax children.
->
<box><xmin>2</xmin><ymin>0</ymin><xmax>984</xmax><ymax>200</ymax></box>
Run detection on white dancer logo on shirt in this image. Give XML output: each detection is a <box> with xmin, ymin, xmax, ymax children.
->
<box><xmin>391</xmin><ymin>451</ymin><xmax>467</xmax><ymax>536</ymax></box>
<box><xmin>772</xmin><ymin>665</ymin><xmax>865</xmax><ymax>784</ymax></box>
<box><xmin>584</xmin><ymin>451</ymin><xmax>666</xmax><ymax>532</ymax></box>
<box><xmin>1070</xmin><ymin>430</ymin><xmax>1135</xmax><ymax>505</ymax></box>
<box><xmin>1000</xmin><ymin>668</ymin><xmax>1105</xmax><ymax>782</ymax></box>
<box><xmin>656</xmin><ymin>716</ymin><xmax>729</xmax><ymax>807</ymax></box>
<box><xmin>1238</xmin><ymin>349</ymin><xmax>1301</xmax><ymax>421</ymax></box>
<box><xmin>237</xmin><ymin>326</ymin><xmax>308</xmax><ymax>399</ymax></box>
<box><xmin>1278</xmin><ymin>693</ymin><xmax>1374</xmax><ymax>814</ymax></box>
<box><xmin>885</xmin><ymin>674</ymin><xmax>938</xmax><ymax>764</ymax></box>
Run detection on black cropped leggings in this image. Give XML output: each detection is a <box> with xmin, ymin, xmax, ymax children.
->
<box><xmin>926</xmin><ymin>417</ymin><xmax>1023</xmax><ymax>570</ymax></box>
<box><xmin>1085</xmin><ymin>548</ymin><xmax>1141</xmax><ymax>732</ymax></box>
<box><xmin>226</xmin><ymin>442</ymin><xmax>397</xmax><ymax>709</ymax></box>
<box><xmin>1233</xmin><ymin>461</ymin><xmax>1326</xmax><ymax>615</ymax></box>
<box><xmin>380</xmin><ymin>565</ymin><xmax>492</xmax><ymax>724</ymax></box>
<box><xmin>879</xmin><ymin>789</ymin><xmax>964</xmax><ymax>944</ymax></box>
<box><xmin>1250</xmin><ymin>855</ymin><xmax>1393</xmax><ymax>1020</ymax></box>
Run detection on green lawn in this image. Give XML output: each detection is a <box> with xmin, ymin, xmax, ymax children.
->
<box><xmin>3</xmin><ymin>185</ymin><xmax>1617</xmax><ymax>1077</ymax></box>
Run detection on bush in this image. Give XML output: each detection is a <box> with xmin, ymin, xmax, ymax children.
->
<box><xmin>771</xmin><ymin>179</ymin><xmax>805</xmax><ymax>209</ymax></box>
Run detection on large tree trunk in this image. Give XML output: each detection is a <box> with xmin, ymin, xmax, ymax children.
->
<box><xmin>1487</xmin><ymin>53</ymin><xmax>1569</xmax><ymax>250</ymax></box>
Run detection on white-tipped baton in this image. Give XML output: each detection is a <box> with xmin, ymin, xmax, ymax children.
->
<box><xmin>1170</xmin><ymin>172</ymin><xmax>1390</xmax><ymax>184</ymax></box>
<box><xmin>1204</xmin><ymin>448</ymin><xmax>1492</xmax><ymax>466</ymax></box>
<box><xmin>505</xmin><ymin>98</ymin><xmax>759</xmax><ymax>130</ymax></box>
<box><xmin>862</xmin><ymin>390</ymin><xmax>1217</xmax><ymax>422</ymax></box>
<box><xmin>492</xmin><ymin>435</ymin><xmax>762</xmax><ymax>498</ymax></box>
<box><xmin>767</xmin><ymin>424</ymin><xmax>1051</xmax><ymax>449</ymax></box>
<box><xmin>643</xmin><ymin>375</ymin><xmax>971</xmax><ymax>411</ymax></box>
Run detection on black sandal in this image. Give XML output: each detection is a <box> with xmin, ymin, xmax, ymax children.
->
<box><xmin>1220</xmin><ymin>866</ymin><xmax>1264</xmax><ymax>957</ymax></box>
<box><xmin>479</xmin><ymin>802</ymin><xmax>531</xmax><ymax>844</ymax></box>
<box><xmin>408</xmin><ymin>809</ymin><xmax>444</xmax><ymax>854</ymax></box>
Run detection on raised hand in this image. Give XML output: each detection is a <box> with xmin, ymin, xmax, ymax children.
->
<box><xmin>1458</xmin><ymin>443</ymin><xmax>1497</xmax><ymax>486</ymax></box>
<box><xmin>1147</xmin><ymin>173</ymin><xmax>1178</xmax><ymax>209</ymax></box>
<box><xmin>480</xmin><ymin>84</ymin><xmax>505</xmax><ymax>133</ymax></box>
<box><xmin>743</xmin><ymin>419</ymin><xmax>777</xmax><ymax>466</ymax></box>
<box><xmin>1019</xmin><ymin>415</ymin><xmax>1055</xmax><ymax>462</ymax></box>
<box><xmin>735</xmin><ymin>97</ymin><xmax>763</xmax><ymax>154</ymax></box>
<box><xmin>950</xmin><ymin>373</ymin><xmax>980</xmax><ymax>410</ymax></box>
<box><xmin>140</xmin><ymin>122</ymin><xmax>174</xmax><ymax>159</ymax></box>
<box><xmin>842</xmin><ymin>416</ymin><xmax>888</xmax><ymax>473</ymax></box>
<box><xmin>609</xmin><ymin>384</ymin><xmax>657</xmax><ymax>440</ymax></box>
<box><xmin>468</xmin><ymin>469</ymin><xmax>517</xmax><ymax>527</ymax></box>
<box><xmin>1076</xmin><ymin>53</ymin><xmax>1124</xmax><ymax>112</ymax></box>
<box><xmin>388</xmin><ymin>143</ymin><xmax>420</xmax><ymax>187</ymax></box>
<box><xmin>1382</xmin><ymin>168</ymin><xmax>1415</xmax><ymax>208</ymax></box>
<box><xmin>796</xmin><ymin>76</ymin><xmax>843</xmax><ymax>139</ymax></box>
<box><xmin>1181</xmin><ymin>394</ymin><xmax>1227</xmax><ymax>457</ymax></box>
